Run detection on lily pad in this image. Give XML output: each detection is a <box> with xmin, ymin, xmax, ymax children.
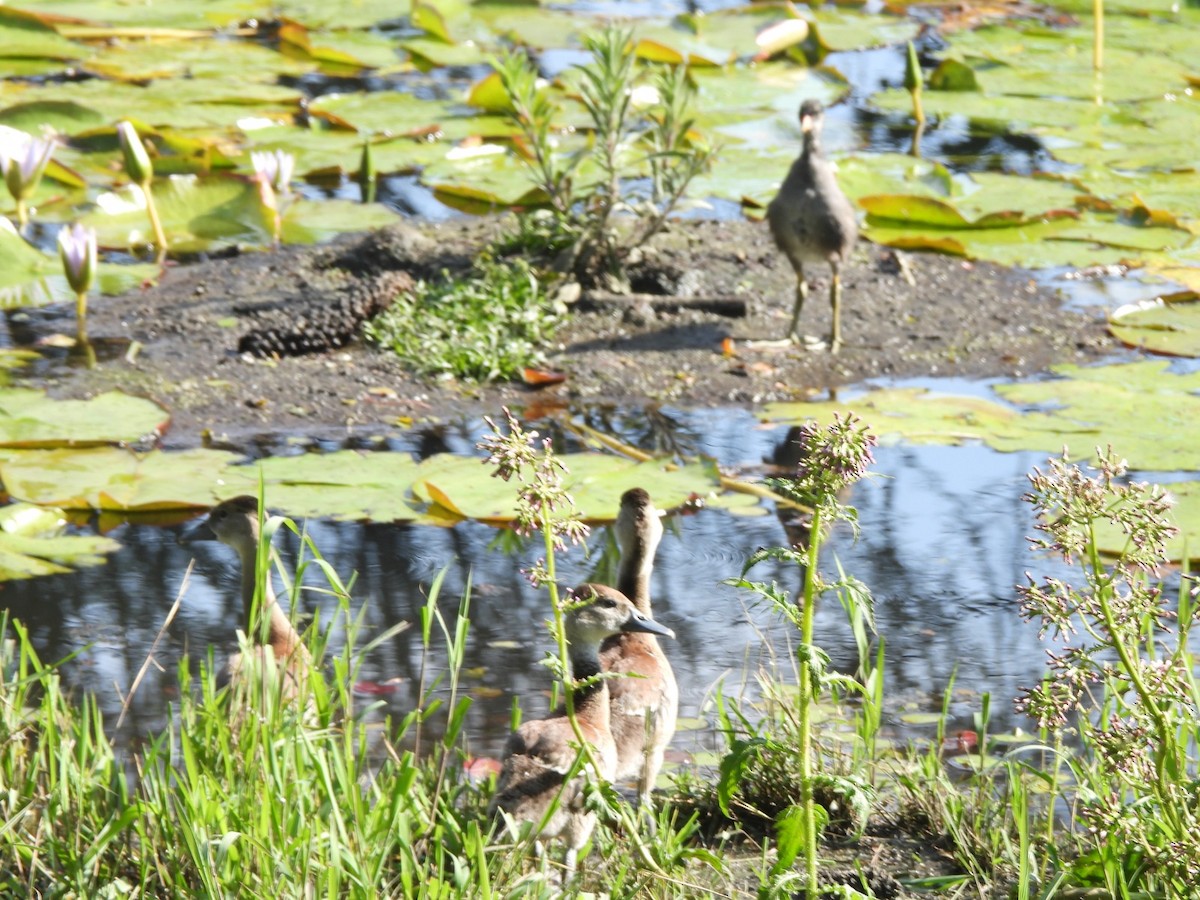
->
<box><xmin>765</xmin><ymin>360</ymin><xmax>1200</xmax><ymax>474</ymax></box>
<box><xmin>413</xmin><ymin>454</ymin><xmax>721</xmax><ymax>522</ymax></box>
<box><xmin>0</xmin><ymin>447</ymin><xmax>250</xmax><ymax>510</ymax></box>
<box><xmin>250</xmin><ymin>451</ymin><xmax>425</xmax><ymax>522</ymax></box>
<box><xmin>0</xmin><ymin>502</ymin><xmax>120</xmax><ymax>581</ymax></box>
<box><xmin>0</xmin><ymin>389</ymin><xmax>169</xmax><ymax>448</ymax></box>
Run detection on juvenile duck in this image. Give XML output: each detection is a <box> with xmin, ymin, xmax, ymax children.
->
<box><xmin>767</xmin><ymin>98</ymin><xmax>858</xmax><ymax>352</ymax></box>
<box><xmin>599</xmin><ymin>488</ymin><xmax>677</xmax><ymax>807</ymax></box>
<box><xmin>489</xmin><ymin>583</ymin><xmax>675</xmax><ymax>877</ymax></box>
<box><xmin>185</xmin><ymin>495</ymin><xmax>310</xmax><ymax>697</ymax></box>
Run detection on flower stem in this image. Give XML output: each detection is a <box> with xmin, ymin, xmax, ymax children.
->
<box><xmin>799</xmin><ymin>506</ymin><xmax>822</xmax><ymax>896</ymax></box>
<box><xmin>141</xmin><ymin>179</ymin><xmax>168</xmax><ymax>261</ymax></box>
<box><xmin>75</xmin><ymin>290</ymin><xmax>88</xmax><ymax>344</ymax></box>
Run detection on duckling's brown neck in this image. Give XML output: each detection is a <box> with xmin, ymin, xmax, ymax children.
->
<box><xmin>617</xmin><ymin>541</ymin><xmax>655</xmax><ymax>616</ymax></box>
<box><xmin>236</xmin><ymin>545</ymin><xmax>304</xmax><ymax>660</ymax></box>
<box><xmin>568</xmin><ymin>649</ymin><xmax>609</xmax><ymax>721</ymax></box>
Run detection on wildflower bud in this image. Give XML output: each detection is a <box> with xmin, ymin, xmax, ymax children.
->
<box><xmin>57</xmin><ymin>222</ymin><xmax>97</xmax><ymax>296</ymax></box>
<box><xmin>117</xmin><ymin>121</ymin><xmax>153</xmax><ymax>185</ymax></box>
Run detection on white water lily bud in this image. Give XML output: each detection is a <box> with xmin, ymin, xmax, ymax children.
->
<box><xmin>117</xmin><ymin>121</ymin><xmax>153</xmax><ymax>185</ymax></box>
<box><xmin>250</xmin><ymin>149</ymin><xmax>295</xmax><ymax>196</ymax></box>
<box><xmin>58</xmin><ymin>222</ymin><xmax>97</xmax><ymax>296</ymax></box>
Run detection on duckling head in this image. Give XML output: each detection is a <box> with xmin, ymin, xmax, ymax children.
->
<box><xmin>567</xmin><ymin>583</ymin><xmax>674</xmax><ymax>646</ymax></box>
<box><xmin>184</xmin><ymin>495</ymin><xmax>263</xmax><ymax>554</ymax></box>
<box><xmin>799</xmin><ymin>98</ymin><xmax>825</xmax><ymax>135</ymax></box>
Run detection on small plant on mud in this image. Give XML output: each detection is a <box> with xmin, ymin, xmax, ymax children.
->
<box><xmin>363</xmin><ymin>256</ymin><xmax>562</xmax><ymax>382</ymax></box>
<box><xmin>725</xmin><ymin>414</ymin><xmax>878</xmax><ymax>897</ymax></box>
<box><xmin>1017</xmin><ymin>446</ymin><xmax>1199</xmax><ymax>896</ymax></box>
<box><xmin>494</xmin><ymin>28</ymin><xmax>714</xmax><ymax>291</ymax></box>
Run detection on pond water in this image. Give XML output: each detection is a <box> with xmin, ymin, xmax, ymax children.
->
<box><xmin>4</xmin><ymin>404</ymin><xmax>1151</xmax><ymax>764</ymax></box>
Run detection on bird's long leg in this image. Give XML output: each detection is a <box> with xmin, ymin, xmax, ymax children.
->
<box><xmin>829</xmin><ymin>260</ymin><xmax>843</xmax><ymax>354</ymax></box>
<box><xmin>788</xmin><ymin>262</ymin><xmax>808</xmax><ymax>342</ymax></box>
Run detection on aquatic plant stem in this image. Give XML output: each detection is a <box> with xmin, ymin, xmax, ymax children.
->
<box><xmin>1093</xmin><ymin>0</ymin><xmax>1104</xmax><ymax>71</ymax></box>
<box><xmin>140</xmin><ymin>180</ymin><xmax>168</xmax><ymax>262</ymax></box>
<box><xmin>798</xmin><ymin>505</ymin><xmax>822</xmax><ymax>896</ymax></box>
<box><xmin>74</xmin><ymin>290</ymin><xmax>88</xmax><ymax>344</ymax></box>
<box><xmin>15</xmin><ymin>197</ymin><xmax>27</xmax><ymax>228</ymax></box>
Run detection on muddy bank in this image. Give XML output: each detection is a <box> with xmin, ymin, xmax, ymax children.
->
<box><xmin>18</xmin><ymin>217</ymin><xmax>1115</xmax><ymax>447</ymax></box>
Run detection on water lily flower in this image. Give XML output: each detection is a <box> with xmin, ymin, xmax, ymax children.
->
<box><xmin>251</xmin><ymin>149</ymin><xmax>295</xmax><ymax>196</ymax></box>
<box><xmin>58</xmin><ymin>222</ymin><xmax>98</xmax><ymax>350</ymax></box>
<box><xmin>0</xmin><ymin>128</ymin><xmax>55</xmax><ymax>226</ymax></box>
<box><xmin>58</xmin><ymin>222</ymin><xmax>97</xmax><ymax>297</ymax></box>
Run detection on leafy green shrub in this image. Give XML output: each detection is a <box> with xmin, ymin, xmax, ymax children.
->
<box><xmin>364</xmin><ymin>256</ymin><xmax>562</xmax><ymax>382</ymax></box>
<box><xmin>494</xmin><ymin>28</ymin><xmax>714</xmax><ymax>290</ymax></box>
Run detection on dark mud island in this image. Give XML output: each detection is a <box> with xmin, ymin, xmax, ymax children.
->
<box><xmin>44</xmin><ymin>217</ymin><xmax>1112</xmax><ymax>444</ymax></box>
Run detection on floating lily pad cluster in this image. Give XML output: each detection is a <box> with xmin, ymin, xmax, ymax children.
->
<box><xmin>0</xmin><ymin>355</ymin><xmax>725</xmax><ymax>579</ymax></box>
<box><xmin>767</xmin><ymin>359</ymin><xmax>1200</xmax><ymax>560</ymax></box>
<box><xmin>0</xmin><ymin>1</ymin><xmax>913</xmax><ymax>288</ymax></box>
<box><xmin>861</xmin><ymin>10</ymin><xmax>1200</xmax><ymax>281</ymax></box>
<box><xmin>4</xmin><ymin>0</ymin><xmax>1197</xmax><ymax>297</ymax></box>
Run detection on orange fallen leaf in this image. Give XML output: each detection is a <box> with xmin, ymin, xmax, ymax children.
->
<box><xmin>522</xmin><ymin>366</ymin><xmax>567</xmax><ymax>386</ymax></box>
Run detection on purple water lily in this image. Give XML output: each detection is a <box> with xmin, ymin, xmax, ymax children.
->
<box><xmin>0</xmin><ymin>128</ymin><xmax>56</xmax><ymax>226</ymax></box>
<box><xmin>58</xmin><ymin>222</ymin><xmax>97</xmax><ymax>297</ymax></box>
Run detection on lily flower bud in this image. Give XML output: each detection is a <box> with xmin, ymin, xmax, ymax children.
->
<box><xmin>117</xmin><ymin>121</ymin><xmax>153</xmax><ymax>185</ymax></box>
<box><xmin>58</xmin><ymin>222</ymin><xmax>98</xmax><ymax>296</ymax></box>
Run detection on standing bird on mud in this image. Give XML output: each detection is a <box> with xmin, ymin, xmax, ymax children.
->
<box><xmin>767</xmin><ymin>98</ymin><xmax>858</xmax><ymax>352</ymax></box>
<box><xmin>183</xmin><ymin>495</ymin><xmax>310</xmax><ymax>701</ymax></box>
<box><xmin>489</xmin><ymin>583</ymin><xmax>675</xmax><ymax>878</ymax></box>
<box><xmin>600</xmin><ymin>488</ymin><xmax>677</xmax><ymax>809</ymax></box>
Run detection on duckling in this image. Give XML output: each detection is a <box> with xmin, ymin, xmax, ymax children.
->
<box><xmin>767</xmin><ymin>98</ymin><xmax>858</xmax><ymax>352</ymax></box>
<box><xmin>489</xmin><ymin>583</ymin><xmax>675</xmax><ymax>877</ymax></box>
<box><xmin>600</xmin><ymin>487</ymin><xmax>677</xmax><ymax>808</ymax></box>
<box><xmin>184</xmin><ymin>495</ymin><xmax>310</xmax><ymax>698</ymax></box>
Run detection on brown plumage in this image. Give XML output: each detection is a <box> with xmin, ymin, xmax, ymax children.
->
<box><xmin>599</xmin><ymin>487</ymin><xmax>677</xmax><ymax>807</ymax></box>
<box><xmin>489</xmin><ymin>583</ymin><xmax>675</xmax><ymax>877</ymax></box>
<box><xmin>767</xmin><ymin>98</ymin><xmax>858</xmax><ymax>352</ymax></box>
<box><xmin>186</xmin><ymin>495</ymin><xmax>310</xmax><ymax>699</ymax></box>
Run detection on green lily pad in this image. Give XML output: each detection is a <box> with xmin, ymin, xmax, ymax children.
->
<box><xmin>0</xmin><ymin>502</ymin><xmax>120</xmax><ymax>581</ymax></box>
<box><xmin>413</xmin><ymin>454</ymin><xmax>720</xmax><ymax>522</ymax></box>
<box><xmin>85</xmin><ymin>36</ymin><xmax>313</xmax><ymax>83</ymax></box>
<box><xmin>871</xmin><ymin>86</ymin><xmax>1109</xmax><ymax>130</ymax></box>
<box><xmin>14</xmin><ymin>0</ymin><xmax>250</xmax><ymax>29</ymax></box>
<box><xmin>865</xmin><ymin>210</ymin><xmax>1190</xmax><ymax>268</ymax></box>
<box><xmin>82</xmin><ymin>176</ymin><xmax>273</xmax><ymax>254</ymax></box>
<box><xmin>280</xmin><ymin>198</ymin><xmax>401</xmax><ymax>244</ymax></box>
<box><xmin>765</xmin><ymin>359</ymin><xmax>1200</xmax><ymax>477</ymax></box>
<box><xmin>308</xmin><ymin>91</ymin><xmax>454</xmax><ymax>137</ymax></box>
<box><xmin>0</xmin><ymin>12</ymin><xmax>84</xmax><ymax>60</ymax></box>
<box><xmin>807</xmin><ymin>8</ymin><xmax>919</xmax><ymax>53</ymax></box>
<box><xmin>249</xmin><ymin>450</ymin><xmax>424</xmax><ymax>523</ymax></box>
<box><xmin>240</xmin><ymin>125</ymin><xmax>446</xmax><ymax>179</ymax></box>
<box><xmin>0</xmin><ymin>389</ymin><xmax>169</xmax><ymax>449</ymax></box>
<box><xmin>0</xmin><ymin>447</ymin><xmax>251</xmax><ymax>510</ymax></box>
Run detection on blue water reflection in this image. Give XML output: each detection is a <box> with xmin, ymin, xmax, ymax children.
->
<box><xmin>4</xmin><ymin>406</ymin><xmax>1156</xmax><ymax>760</ymax></box>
